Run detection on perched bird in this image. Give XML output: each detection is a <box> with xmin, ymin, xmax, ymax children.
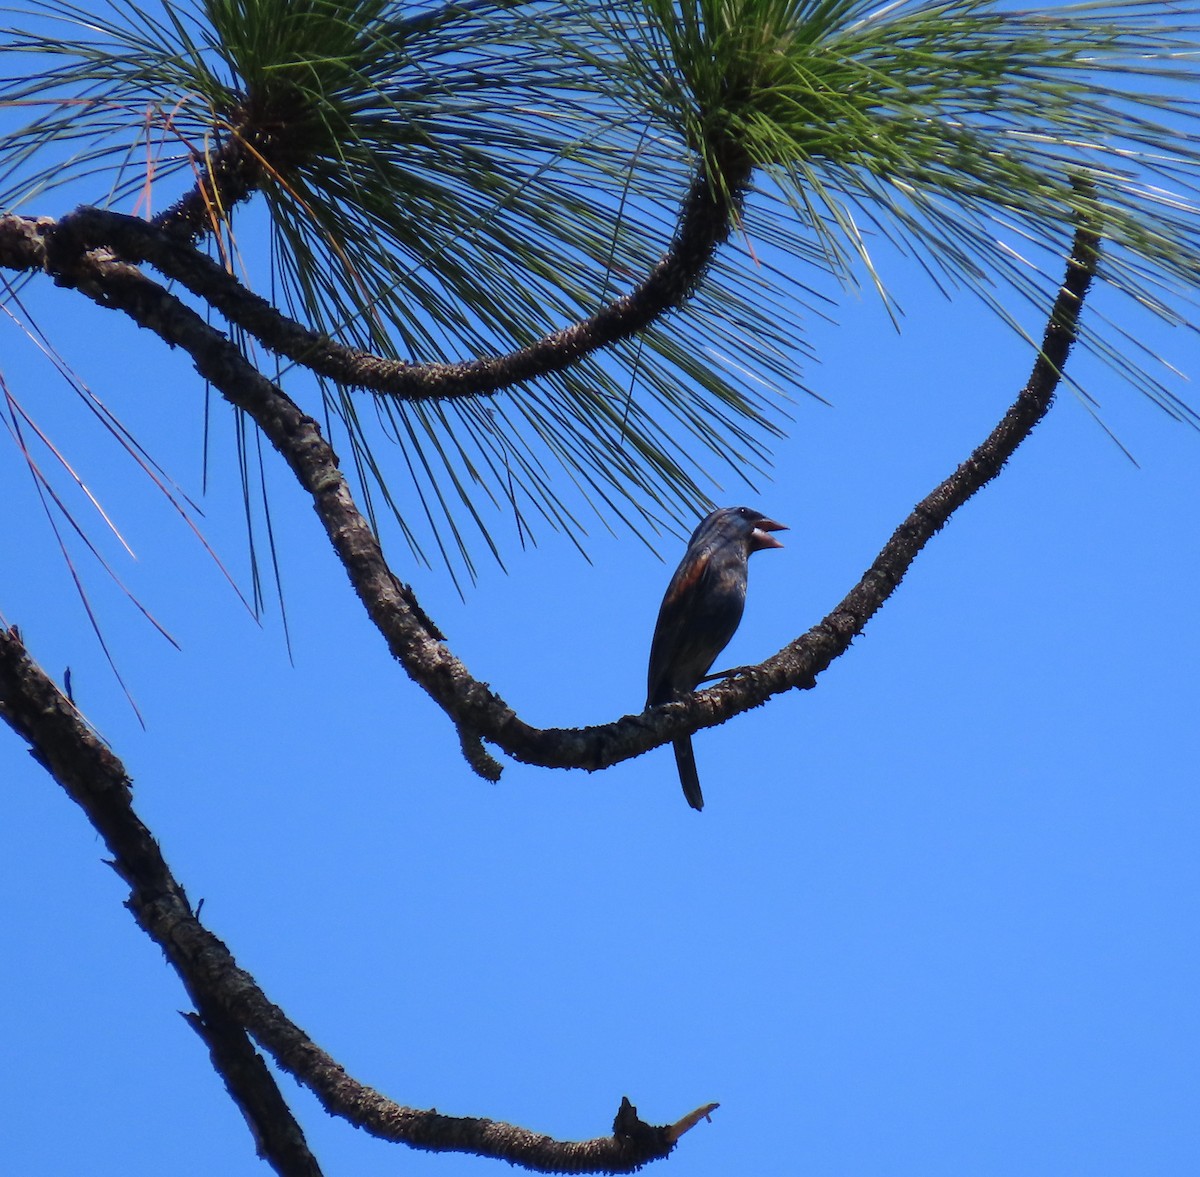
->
<box><xmin>647</xmin><ymin>506</ymin><xmax>786</xmax><ymax>811</ymax></box>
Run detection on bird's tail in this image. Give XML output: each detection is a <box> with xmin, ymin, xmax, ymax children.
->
<box><xmin>673</xmin><ymin>736</ymin><xmax>704</xmax><ymax>811</ymax></box>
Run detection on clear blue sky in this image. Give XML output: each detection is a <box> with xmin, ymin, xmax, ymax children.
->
<box><xmin>3</xmin><ymin>34</ymin><xmax>1199</xmax><ymax>1177</ymax></box>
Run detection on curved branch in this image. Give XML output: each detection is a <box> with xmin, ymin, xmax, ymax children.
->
<box><xmin>55</xmin><ymin>158</ymin><xmax>746</xmax><ymax>401</ymax></box>
<box><xmin>0</xmin><ymin>207</ymin><xmax>1100</xmax><ymax>776</ymax></box>
<box><xmin>0</xmin><ymin>626</ymin><xmax>710</xmax><ymax>1173</ymax></box>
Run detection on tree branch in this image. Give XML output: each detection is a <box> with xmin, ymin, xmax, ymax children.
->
<box><xmin>53</xmin><ymin>160</ymin><xmax>746</xmax><ymax>402</ymax></box>
<box><xmin>0</xmin><ymin>626</ymin><xmax>710</xmax><ymax>1173</ymax></box>
<box><xmin>0</xmin><ymin>207</ymin><xmax>1100</xmax><ymax>781</ymax></box>
<box><xmin>0</xmin><ymin>627</ymin><xmax>317</xmax><ymax>1177</ymax></box>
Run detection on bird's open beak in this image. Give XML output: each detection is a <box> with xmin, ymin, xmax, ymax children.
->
<box><xmin>750</xmin><ymin>517</ymin><xmax>787</xmax><ymax>551</ymax></box>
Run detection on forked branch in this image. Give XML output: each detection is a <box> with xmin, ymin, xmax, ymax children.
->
<box><xmin>0</xmin><ymin>626</ymin><xmax>711</xmax><ymax>1175</ymax></box>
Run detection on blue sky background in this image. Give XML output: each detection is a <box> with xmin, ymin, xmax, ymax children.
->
<box><xmin>2</xmin><ymin>18</ymin><xmax>1199</xmax><ymax>1177</ymax></box>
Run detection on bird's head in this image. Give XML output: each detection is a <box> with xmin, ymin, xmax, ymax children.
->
<box><xmin>697</xmin><ymin>505</ymin><xmax>787</xmax><ymax>553</ymax></box>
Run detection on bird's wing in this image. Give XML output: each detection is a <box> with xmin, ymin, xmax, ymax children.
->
<box><xmin>646</xmin><ymin>543</ymin><xmax>716</xmax><ymax>706</ymax></box>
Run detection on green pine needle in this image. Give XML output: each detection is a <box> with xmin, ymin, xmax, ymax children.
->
<box><xmin>616</xmin><ymin>0</ymin><xmax>1199</xmax><ymax>414</ymax></box>
<box><xmin>2</xmin><ymin>0</ymin><xmax>1198</xmax><ymax>582</ymax></box>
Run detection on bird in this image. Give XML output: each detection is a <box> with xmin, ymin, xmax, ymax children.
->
<box><xmin>646</xmin><ymin>506</ymin><xmax>786</xmax><ymax>811</ymax></box>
